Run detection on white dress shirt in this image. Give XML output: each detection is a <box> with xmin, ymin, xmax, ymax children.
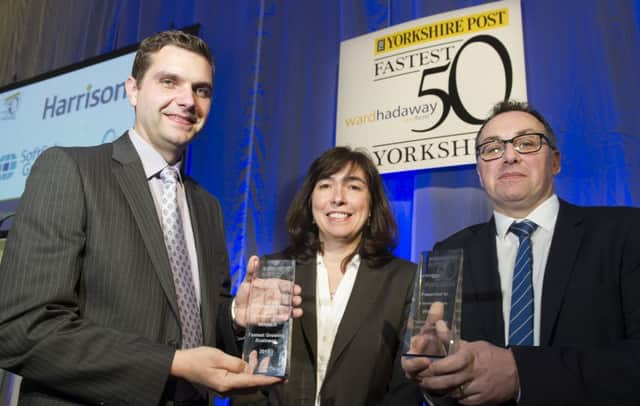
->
<box><xmin>424</xmin><ymin>195</ymin><xmax>560</xmax><ymax>405</ymax></box>
<box><xmin>314</xmin><ymin>253</ymin><xmax>360</xmax><ymax>406</ymax></box>
<box><xmin>493</xmin><ymin>194</ymin><xmax>559</xmax><ymax>345</ymax></box>
<box><xmin>128</xmin><ymin>129</ymin><xmax>201</xmax><ymax>303</ymax></box>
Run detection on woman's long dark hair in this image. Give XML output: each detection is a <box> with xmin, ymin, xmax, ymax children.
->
<box><xmin>284</xmin><ymin>147</ymin><xmax>398</xmax><ymax>270</ymax></box>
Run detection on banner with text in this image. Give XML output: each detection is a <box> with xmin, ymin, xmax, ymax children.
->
<box><xmin>336</xmin><ymin>0</ymin><xmax>526</xmax><ymax>173</ymax></box>
<box><xmin>0</xmin><ymin>52</ymin><xmax>135</xmax><ymax>202</ymax></box>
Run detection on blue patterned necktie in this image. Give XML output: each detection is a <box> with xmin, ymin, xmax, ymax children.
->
<box><xmin>159</xmin><ymin>167</ymin><xmax>203</xmax><ymax>349</ymax></box>
<box><xmin>508</xmin><ymin>220</ymin><xmax>538</xmax><ymax>346</ymax></box>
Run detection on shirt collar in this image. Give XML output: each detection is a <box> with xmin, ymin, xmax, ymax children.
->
<box><xmin>494</xmin><ymin>194</ymin><xmax>559</xmax><ymax>238</ymax></box>
<box><xmin>128</xmin><ymin>128</ymin><xmax>183</xmax><ymax>182</ymax></box>
<box><xmin>317</xmin><ymin>252</ymin><xmax>361</xmax><ymax>271</ymax></box>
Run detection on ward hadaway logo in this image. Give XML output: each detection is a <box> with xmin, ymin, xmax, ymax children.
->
<box><xmin>0</xmin><ymin>153</ymin><xmax>18</xmax><ymax>180</ymax></box>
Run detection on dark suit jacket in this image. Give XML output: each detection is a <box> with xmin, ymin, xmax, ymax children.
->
<box><xmin>0</xmin><ymin>134</ymin><xmax>237</xmax><ymax>405</ymax></box>
<box><xmin>433</xmin><ymin>199</ymin><xmax>640</xmax><ymax>406</ymax></box>
<box><xmin>255</xmin><ymin>256</ymin><xmax>422</xmax><ymax>406</ymax></box>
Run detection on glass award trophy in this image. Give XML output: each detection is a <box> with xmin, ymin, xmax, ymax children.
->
<box><xmin>242</xmin><ymin>258</ymin><xmax>295</xmax><ymax>377</ymax></box>
<box><xmin>402</xmin><ymin>249</ymin><xmax>463</xmax><ymax>358</ymax></box>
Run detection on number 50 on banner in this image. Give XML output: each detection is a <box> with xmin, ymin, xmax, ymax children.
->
<box><xmin>413</xmin><ymin>35</ymin><xmax>514</xmax><ymax>133</ymax></box>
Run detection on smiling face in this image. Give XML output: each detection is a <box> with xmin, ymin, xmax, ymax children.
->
<box><xmin>311</xmin><ymin>164</ymin><xmax>371</xmax><ymax>250</ymax></box>
<box><xmin>476</xmin><ymin>110</ymin><xmax>561</xmax><ymax>218</ymax></box>
<box><xmin>125</xmin><ymin>45</ymin><xmax>213</xmax><ymax>164</ymax></box>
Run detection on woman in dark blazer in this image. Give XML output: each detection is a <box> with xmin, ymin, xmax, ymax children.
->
<box><xmin>241</xmin><ymin>147</ymin><xmax>422</xmax><ymax>406</ymax></box>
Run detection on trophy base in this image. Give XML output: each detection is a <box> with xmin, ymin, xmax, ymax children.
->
<box><xmin>243</xmin><ymin>321</ymin><xmax>290</xmax><ymax>378</ymax></box>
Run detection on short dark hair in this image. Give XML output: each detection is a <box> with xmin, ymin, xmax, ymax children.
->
<box><xmin>284</xmin><ymin>147</ymin><xmax>398</xmax><ymax>270</ymax></box>
<box><xmin>477</xmin><ymin>100</ymin><xmax>557</xmax><ymax>149</ymax></box>
<box><xmin>131</xmin><ymin>30</ymin><xmax>214</xmax><ymax>85</ymax></box>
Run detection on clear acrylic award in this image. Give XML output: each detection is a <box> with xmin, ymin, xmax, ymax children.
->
<box><xmin>242</xmin><ymin>258</ymin><xmax>295</xmax><ymax>377</ymax></box>
<box><xmin>402</xmin><ymin>249</ymin><xmax>463</xmax><ymax>358</ymax></box>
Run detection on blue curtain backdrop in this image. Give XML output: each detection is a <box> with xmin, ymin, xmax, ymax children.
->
<box><xmin>1</xmin><ymin>0</ymin><xmax>639</xmax><ymax>403</ymax></box>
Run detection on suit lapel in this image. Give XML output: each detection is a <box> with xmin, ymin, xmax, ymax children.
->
<box><xmin>183</xmin><ymin>182</ymin><xmax>220</xmax><ymax>345</ymax></box>
<box><xmin>540</xmin><ymin>200</ymin><xmax>584</xmax><ymax>344</ymax></box>
<box><xmin>464</xmin><ymin>219</ymin><xmax>505</xmax><ymax>346</ymax></box>
<box><xmin>326</xmin><ymin>260</ymin><xmax>385</xmax><ymax>373</ymax></box>
<box><xmin>297</xmin><ymin>259</ymin><xmax>318</xmax><ymax>362</ymax></box>
<box><xmin>111</xmin><ymin>133</ymin><xmax>180</xmax><ymax>320</ymax></box>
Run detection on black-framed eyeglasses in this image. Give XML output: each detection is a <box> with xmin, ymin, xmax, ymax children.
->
<box><xmin>475</xmin><ymin>132</ymin><xmax>555</xmax><ymax>162</ymax></box>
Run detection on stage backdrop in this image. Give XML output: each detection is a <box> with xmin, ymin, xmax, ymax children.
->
<box><xmin>3</xmin><ymin>0</ymin><xmax>638</xmax><ymax>279</ymax></box>
<box><xmin>0</xmin><ymin>1</ymin><xmax>639</xmax><ymax>402</ymax></box>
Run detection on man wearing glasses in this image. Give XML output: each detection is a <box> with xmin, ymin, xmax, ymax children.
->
<box><xmin>403</xmin><ymin>100</ymin><xmax>640</xmax><ymax>405</ymax></box>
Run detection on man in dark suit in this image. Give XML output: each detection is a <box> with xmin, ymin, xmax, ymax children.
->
<box><xmin>0</xmin><ymin>30</ymin><xmax>295</xmax><ymax>405</ymax></box>
<box><xmin>402</xmin><ymin>100</ymin><xmax>640</xmax><ymax>405</ymax></box>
